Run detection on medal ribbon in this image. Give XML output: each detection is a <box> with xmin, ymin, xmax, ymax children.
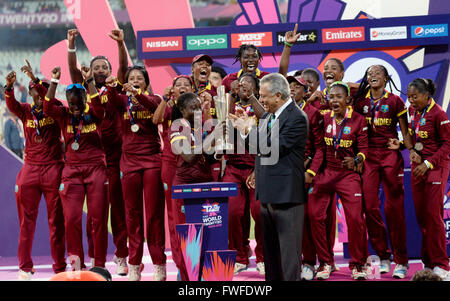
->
<box><xmin>71</xmin><ymin>115</ymin><xmax>84</xmax><ymax>145</ymax></box>
<box><xmin>31</xmin><ymin>106</ymin><xmax>43</xmax><ymax>136</ymax></box>
<box><xmin>370</xmin><ymin>91</ymin><xmax>385</xmax><ymax>128</ymax></box>
<box><xmin>332</xmin><ymin>108</ymin><xmax>349</xmax><ymax>153</ymax></box>
<box><xmin>127</xmin><ymin>95</ymin><xmax>137</xmax><ymax>127</ymax></box>
<box><xmin>410</xmin><ymin>98</ymin><xmax>431</xmax><ymax>145</ymax></box>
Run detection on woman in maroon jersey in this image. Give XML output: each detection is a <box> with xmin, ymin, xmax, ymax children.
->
<box><xmin>67</xmin><ymin>28</ymin><xmax>129</xmax><ymax>275</ymax></box>
<box><xmin>44</xmin><ymin>66</ymin><xmax>108</xmax><ymax>271</ymax></box>
<box><xmin>308</xmin><ymin>81</ymin><xmax>369</xmax><ymax>280</ymax></box>
<box><xmin>286</xmin><ymin>74</ymin><xmax>326</xmax><ymax>281</ymax></box>
<box><xmin>5</xmin><ymin>65</ymin><xmax>65</xmax><ymax>280</ymax></box>
<box><xmin>169</xmin><ymin>91</ymin><xmax>225</xmax><ymax>280</ymax></box>
<box><xmin>222</xmin><ymin>44</ymin><xmax>270</xmax><ymax>93</ymax></box>
<box><xmin>391</xmin><ymin>78</ymin><xmax>450</xmax><ymax>280</ymax></box>
<box><xmin>152</xmin><ymin>75</ymin><xmax>194</xmax><ymax>280</ymax></box>
<box><xmin>353</xmin><ymin>64</ymin><xmax>411</xmax><ymax>279</ymax></box>
<box><xmin>224</xmin><ymin>73</ymin><xmax>265</xmax><ymax>276</ymax></box>
<box><xmin>105</xmin><ymin>66</ymin><xmax>166</xmax><ymax>281</ymax></box>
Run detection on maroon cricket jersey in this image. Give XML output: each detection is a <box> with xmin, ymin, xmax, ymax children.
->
<box><xmin>299</xmin><ymin>100</ymin><xmax>325</xmax><ymax>176</ymax></box>
<box><xmin>43</xmin><ymin>92</ymin><xmax>105</xmax><ymax>165</ymax></box>
<box><xmin>225</xmin><ymin>100</ymin><xmax>257</xmax><ymax>167</ymax></box>
<box><xmin>107</xmin><ymin>86</ymin><xmax>162</xmax><ymax>171</ymax></box>
<box><xmin>93</xmin><ymin>85</ymin><xmax>122</xmax><ymax>163</ymax></box>
<box><xmin>323</xmin><ymin>106</ymin><xmax>369</xmax><ymax>171</ymax></box>
<box><xmin>354</xmin><ymin>90</ymin><xmax>407</xmax><ymax>148</ymax></box>
<box><xmin>169</xmin><ymin>119</ymin><xmax>213</xmax><ymax>184</ymax></box>
<box><xmin>194</xmin><ymin>81</ymin><xmax>218</xmax><ymax>119</ymax></box>
<box><xmin>407</xmin><ymin>98</ymin><xmax>450</xmax><ymax>168</ymax></box>
<box><xmin>222</xmin><ymin>69</ymin><xmax>270</xmax><ymax>93</ymax></box>
<box><xmin>161</xmin><ymin>105</ymin><xmax>176</xmax><ymax>162</ymax></box>
<box><xmin>5</xmin><ymin>86</ymin><xmax>63</xmax><ymax>164</ymax></box>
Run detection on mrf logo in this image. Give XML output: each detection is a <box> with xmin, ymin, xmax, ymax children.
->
<box><xmin>202</xmin><ymin>200</ymin><xmax>223</xmax><ymax>228</ymax></box>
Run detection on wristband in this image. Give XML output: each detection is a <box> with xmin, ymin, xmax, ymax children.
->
<box><xmin>163</xmin><ymin>95</ymin><xmax>170</xmax><ymax>102</ymax></box>
<box><xmin>68</xmin><ymin>47</ymin><xmax>76</xmax><ymax>53</ymax></box>
<box><xmin>424</xmin><ymin>160</ymin><xmax>432</xmax><ymax>169</ymax></box>
<box><xmin>86</xmin><ymin>77</ymin><xmax>94</xmax><ymax>84</ymax></box>
<box><xmin>51</xmin><ymin>78</ymin><xmax>59</xmax><ymax>84</ymax></box>
<box><xmin>354</xmin><ymin>156</ymin><xmax>362</xmax><ymax>165</ymax></box>
<box><xmin>284</xmin><ymin>41</ymin><xmax>293</xmax><ymax>47</ymax></box>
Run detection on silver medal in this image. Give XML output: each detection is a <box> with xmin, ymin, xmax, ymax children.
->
<box><xmin>414</xmin><ymin>142</ymin><xmax>423</xmax><ymax>152</ymax></box>
<box><xmin>131</xmin><ymin>124</ymin><xmax>139</xmax><ymax>133</ymax></box>
<box><xmin>71</xmin><ymin>142</ymin><xmax>80</xmax><ymax>151</ymax></box>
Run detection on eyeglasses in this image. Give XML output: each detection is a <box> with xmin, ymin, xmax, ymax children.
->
<box><xmin>66</xmin><ymin>83</ymin><xmax>86</xmax><ymax>91</ymax></box>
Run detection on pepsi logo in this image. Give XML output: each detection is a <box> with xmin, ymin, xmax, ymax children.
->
<box><xmin>415</xmin><ymin>27</ymin><xmax>424</xmax><ymax>36</ymax></box>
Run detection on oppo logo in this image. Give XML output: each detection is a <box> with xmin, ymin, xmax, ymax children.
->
<box><xmin>186</xmin><ymin>34</ymin><xmax>228</xmax><ymax>50</ymax></box>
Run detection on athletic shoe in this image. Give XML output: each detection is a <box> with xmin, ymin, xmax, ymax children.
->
<box><xmin>331</xmin><ymin>263</ymin><xmax>340</xmax><ymax>272</ymax></box>
<box><xmin>392</xmin><ymin>264</ymin><xmax>408</xmax><ymax>279</ymax></box>
<box><xmin>352</xmin><ymin>266</ymin><xmax>367</xmax><ymax>280</ymax></box>
<box><xmin>90</xmin><ymin>258</ymin><xmax>95</xmax><ymax>268</ymax></box>
<box><xmin>316</xmin><ymin>264</ymin><xmax>332</xmax><ymax>280</ymax></box>
<box><xmin>129</xmin><ymin>263</ymin><xmax>144</xmax><ymax>281</ymax></box>
<box><xmin>18</xmin><ymin>269</ymin><xmax>33</xmax><ymax>280</ymax></box>
<box><xmin>154</xmin><ymin>264</ymin><xmax>167</xmax><ymax>281</ymax></box>
<box><xmin>234</xmin><ymin>262</ymin><xmax>248</xmax><ymax>275</ymax></box>
<box><xmin>301</xmin><ymin>264</ymin><xmax>315</xmax><ymax>281</ymax></box>
<box><xmin>256</xmin><ymin>262</ymin><xmax>265</xmax><ymax>275</ymax></box>
<box><xmin>113</xmin><ymin>255</ymin><xmax>128</xmax><ymax>276</ymax></box>
<box><xmin>432</xmin><ymin>266</ymin><xmax>449</xmax><ymax>280</ymax></box>
<box><xmin>363</xmin><ymin>262</ymin><xmax>372</xmax><ymax>276</ymax></box>
<box><xmin>380</xmin><ymin>260</ymin><xmax>391</xmax><ymax>274</ymax></box>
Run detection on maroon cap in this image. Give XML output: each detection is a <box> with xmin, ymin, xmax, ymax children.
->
<box><xmin>286</xmin><ymin>75</ymin><xmax>307</xmax><ymax>87</ymax></box>
<box><xmin>192</xmin><ymin>54</ymin><xmax>213</xmax><ymax>65</ymax></box>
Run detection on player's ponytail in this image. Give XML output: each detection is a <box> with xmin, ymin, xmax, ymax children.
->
<box><xmin>408</xmin><ymin>78</ymin><xmax>436</xmax><ymax>98</ymax></box>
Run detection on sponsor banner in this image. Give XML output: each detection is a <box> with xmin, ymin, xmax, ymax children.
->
<box><xmin>411</xmin><ymin>23</ymin><xmax>448</xmax><ymax>38</ymax></box>
<box><xmin>186</xmin><ymin>34</ymin><xmax>228</xmax><ymax>50</ymax></box>
<box><xmin>137</xmin><ymin>15</ymin><xmax>450</xmax><ymax>59</ymax></box>
<box><xmin>276</xmin><ymin>30</ymin><xmax>318</xmax><ymax>45</ymax></box>
<box><xmin>142</xmin><ymin>36</ymin><xmax>183</xmax><ymax>52</ymax></box>
<box><xmin>370</xmin><ymin>26</ymin><xmax>407</xmax><ymax>41</ymax></box>
<box><xmin>231</xmin><ymin>32</ymin><xmax>272</xmax><ymax>48</ymax></box>
<box><xmin>322</xmin><ymin>26</ymin><xmax>365</xmax><ymax>43</ymax></box>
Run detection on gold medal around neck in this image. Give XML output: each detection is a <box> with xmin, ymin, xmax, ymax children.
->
<box><xmin>34</xmin><ymin>135</ymin><xmax>42</xmax><ymax>143</ymax></box>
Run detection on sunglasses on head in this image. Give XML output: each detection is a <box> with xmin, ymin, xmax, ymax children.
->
<box><xmin>66</xmin><ymin>83</ymin><xmax>86</xmax><ymax>91</ymax></box>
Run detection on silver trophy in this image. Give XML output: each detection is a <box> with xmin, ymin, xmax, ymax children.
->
<box><xmin>213</xmin><ymin>85</ymin><xmax>233</xmax><ymax>159</ymax></box>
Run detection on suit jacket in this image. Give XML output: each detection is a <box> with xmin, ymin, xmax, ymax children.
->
<box><xmin>245</xmin><ymin>101</ymin><xmax>309</xmax><ymax>204</ymax></box>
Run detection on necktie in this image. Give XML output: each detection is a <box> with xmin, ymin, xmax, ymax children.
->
<box><xmin>267</xmin><ymin>113</ymin><xmax>276</xmax><ymax>130</ymax></box>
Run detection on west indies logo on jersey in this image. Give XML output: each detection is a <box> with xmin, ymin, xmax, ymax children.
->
<box><xmin>343</xmin><ymin>126</ymin><xmax>351</xmax><ymax>134</ymax></box>
<box><xmin>201</xmin><ymin>200</ymin><xmax>223</xmax><ymax>228</ymax></box>
<box><xmin>381</xmin><ymin>105</ymin><xmax>389</xmax><ymax>113</ymax></box>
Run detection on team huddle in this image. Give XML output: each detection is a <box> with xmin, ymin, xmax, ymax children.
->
<box><xmin>4</xmin><ymin>25</ymin><xmax>450</xmax><ymax>281</ymax></box>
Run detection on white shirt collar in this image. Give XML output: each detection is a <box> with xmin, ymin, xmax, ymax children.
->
<box><xmin>273</xmin><ymin>98</ymin><xmax>293</xmax><ymax>120</ymax></box>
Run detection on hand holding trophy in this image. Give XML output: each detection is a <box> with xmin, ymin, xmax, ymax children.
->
<box><xmin>213</xmin><ymin>85</ymin><xmax>233</xmax><ymax>159</ymax></box>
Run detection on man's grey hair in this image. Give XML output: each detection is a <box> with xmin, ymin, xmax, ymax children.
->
<box><xmin>260</xmin><ymin>73</ymin><xmax>290</xmax><ymax>100</ymax></box>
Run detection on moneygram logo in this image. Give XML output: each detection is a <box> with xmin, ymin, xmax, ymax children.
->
<box><xmin>276</xmin><ymin>30</ymin><xmax>318</xmax><ymax>45</ymax></box>
<box><xmin>370</xmin><ymin>26</ymin><xmax>407</xmax><ymax>41</ymax></box>
<box><xmin>142</xmin><ymin>36</ymin><xmax>183</xmax><ymax>52</ymax></box>
<box><xmin>231</xmin><ymin>32</ymin><xmax>273</xmax><ymax>48</ymax></box>
<box><xmin>411</xmin><ymin>24</ymin><xmax>448</xmax><ymax>38</ymax></box>
<box><xmin>322</xmin><ymin>27</ymin><xmax>365</xmax><ymax>43</ymax></box>
<box><xmin>186</xmin><ymin>34</ymin><xmax>228</xmax><ymax>50</ymax></box>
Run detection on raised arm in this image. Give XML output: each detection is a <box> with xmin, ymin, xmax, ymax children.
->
<box><xmin>4</xmin><ymin>71</ymin><xmax>25</xmax><ymax>120</ymax></box>
<box><xmin>278</xmin><ymin>23</ymin><xmax>301</xmax><ymax>77</ymax></box>
<box><xmin>67</xmin><ymin>29</ymin><xmax>83</xmax><ymax>84</ymax></box>
<box><xmin>44</xmin><ymin>67</ymin><xmax>65</xmax><ymax>119</ymax></box>
<box><xmin>20</xmin><ymin>59</ymin><xmax>47</xmax><ymax>98</ymax></box>
<box><xmin>81</xmin><ymin>66</ymin><xmax>105</xmax><ymax>120</ymax></box>
<box><xmin>108</xmin><ymin>28</ymin><xmax>129</xmax><ymax>85</ymax></box>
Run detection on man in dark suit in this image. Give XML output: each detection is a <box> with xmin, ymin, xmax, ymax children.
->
<box><xmin>229</xmin><ymin>73</ymin><xmax>309</xmax><ymax>281</ymax></box>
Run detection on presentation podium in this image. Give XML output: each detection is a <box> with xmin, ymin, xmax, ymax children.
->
<box><xmin>172</xmin><ymin>182</ymin><xmax>238</xmax><ymax>281</ymax></box>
